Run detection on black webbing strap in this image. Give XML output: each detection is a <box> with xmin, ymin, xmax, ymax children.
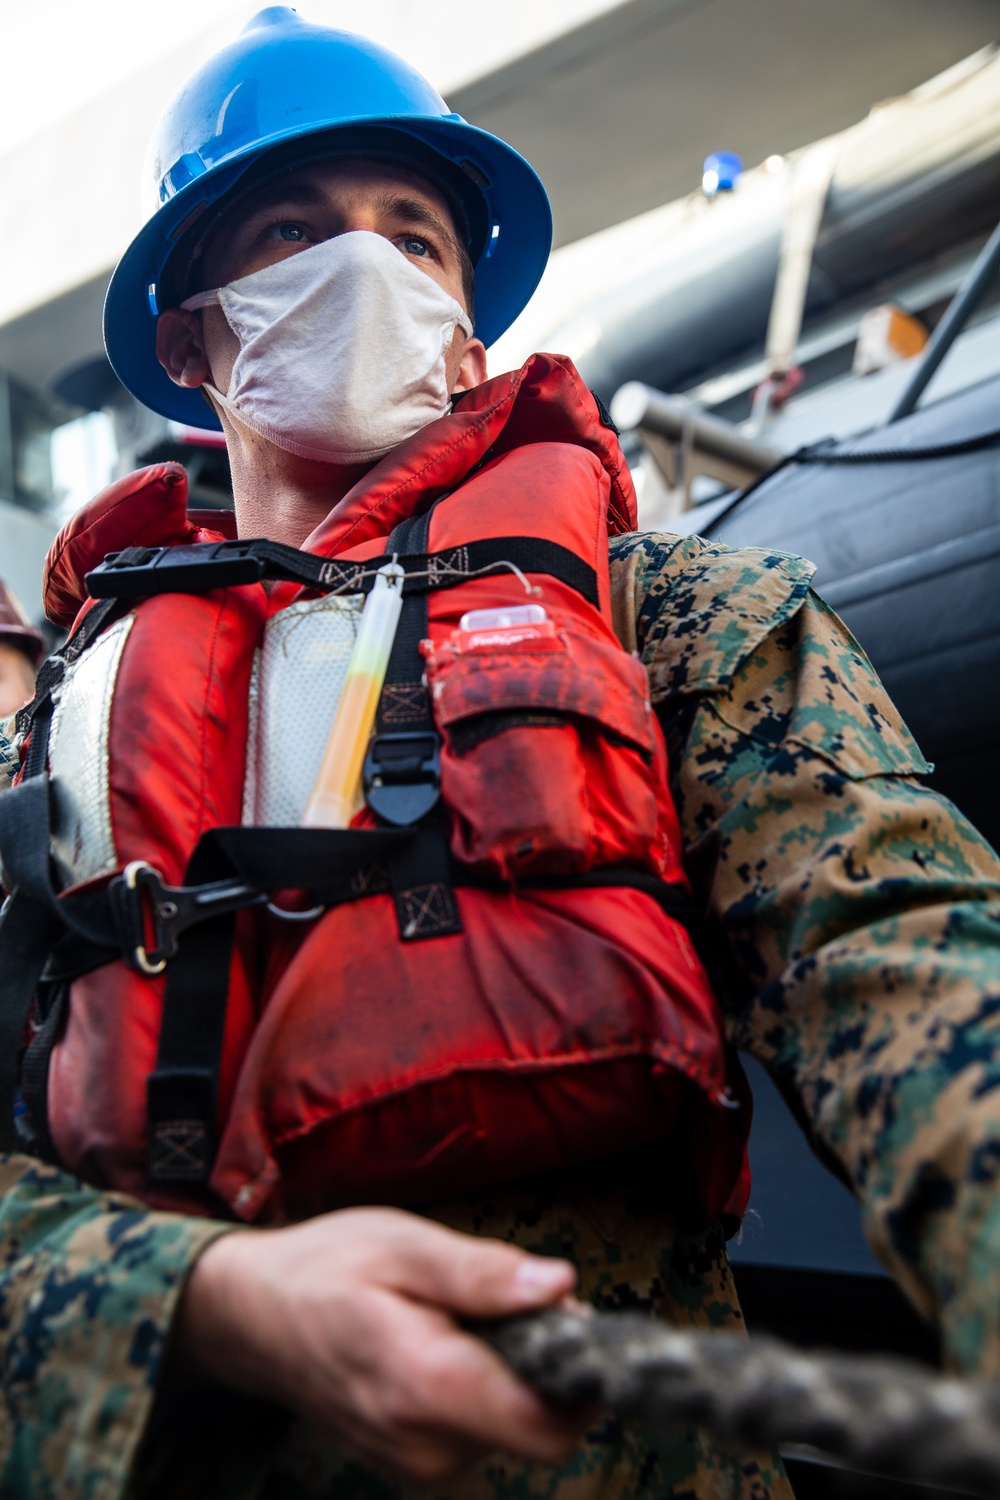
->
<box><xmin>0</xmin><ymin>894</ymin><xmax>60</xmax><ymax>1151</ymax></box>
<box><xmin>85</xmin><ymin>535</ymin><xmax>598</xmax><ymax>609</ymax></box>
<box><xmin>366</xmin><ymin>508</ymin><xmax>462</xmax><ymax>940</ymax></box>
<box><xmin>145</xmin><ymin>825</ymin><xmax>413</xmax><ymax>1185</ymax></box>
<box><xmin>387</xmin><ymin>821</ymin><xmax>462</xmax><ymax>940</ymax></box>
<box><xmin>18</xmin><ymin>979</ymin><xmax>69</xmax><ymax>1159</ymax></box>
<box><xmin>0</xmin><ymin>776</ymin><xmax>121</xmax><ymax>1149</ymax></box>
<box><xmin>168</xmin><ymin>826</ymin><xmax>407</xmax><ymax>906</ymax></box>
<box><xmin>19</xmin><ymin>706</ymin><xmax>50</xmax><ymax>784</ymax></box>
<box><xmin>147</xmin><ymin>833</ymin><xmax>241</xmax><ymax>1186</ymax></box>
<box><xmin>0</xmin><ymin>779</ymin><xmax>64</xmax><ymax>1150</ymax></box>
<box><xmin>499</xmin><ymin>865</ymin><xmax>702</xmax><ymax>925</ymax></box>
<box><xmin>15</xmin><ymin>597</ymin><xmax>121</xmax><ymax>776</ymax></box>
<box><xmin>0</xmin><ymin>599</ymin><xmax>144</xmax><ymax>1149</ymax></box>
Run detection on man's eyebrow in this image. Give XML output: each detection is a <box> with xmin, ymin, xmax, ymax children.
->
<box><xmin>241</xmin><ymin>180</ymin><xmax>328</xmax><ymax>216</ymax></box>
<box><xmin>377</xmin><ymin>193</ymin><xmax>461</xmax><ymax>258</ymax></box>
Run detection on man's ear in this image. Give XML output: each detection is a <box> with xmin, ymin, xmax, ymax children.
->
<box><xmin>156</xmin><ymin>308</ymin><xmax>212</xmax><ymax>389</ymax></box>
<box><xmin>451</xmin><ymin>337</ymin><xmax>488</xmax><ymax>396</ymax></box>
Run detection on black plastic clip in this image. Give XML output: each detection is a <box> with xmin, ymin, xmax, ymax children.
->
<box><xmin>363</xmin><ymin>732</ymin><xmax>442</xmax><ymax>826</ymax></box>
<box><xmin>86</xmin><ymin>540</ymin><xmax>267</xmax><ymax>598</ymax></box>
<box><xmin>108</xmin><ymin>861</ymin><xmax>268</xmax><ymax>975</ymax></box>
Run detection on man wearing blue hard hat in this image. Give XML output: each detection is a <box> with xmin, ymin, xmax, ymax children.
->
<box><xmin>5</xmin><ymin>6</ymin><xmax>1000</xmax><ymax>1499</ymax></box>
<box><xmin>1</xmin><ymin>11</ymin><xmax>791</xmax><ymax>1498</ymax></box>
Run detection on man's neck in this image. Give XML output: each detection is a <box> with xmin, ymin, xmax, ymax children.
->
<box><xmin>225</xmin><ymin>422</ymin><xmax>375</xmax><ymax>547</ymax></box>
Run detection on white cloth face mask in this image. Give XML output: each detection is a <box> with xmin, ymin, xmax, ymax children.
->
<box><xmin>182</xmin><ymin>230</ymin><xmax>474</xmax><ymax>464</ymax></box>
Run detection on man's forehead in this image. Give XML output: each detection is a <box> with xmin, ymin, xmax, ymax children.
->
<box><xmin>232</xmin><ymin>156</ymin><xmax>458</xmax><ymax>232</ymax></box>
<box><xmin>187</xmin><ymin>150</ymin><xmax>471</xmax><ymax>300</ymax></box>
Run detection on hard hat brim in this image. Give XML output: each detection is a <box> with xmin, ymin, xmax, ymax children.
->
<box><xmin>104</xmin><ymin>116</ymin><xmax>552</xmax><ymax>431</ymax></box>
<box><xmin>0</xmin><ymin>625</ymin><xmax>47</xmax><ymax>669</ymax></box>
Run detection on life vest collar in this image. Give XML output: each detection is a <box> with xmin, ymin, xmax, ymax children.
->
<box><xmin>302</xmin><ymin>354</ymin><xmax>637</xmax><ymax>560</ymax></box>
<box><xmin>42</xmin><ymin>355</ymin><xmax>636</xmax><ymax>633</ymax></box>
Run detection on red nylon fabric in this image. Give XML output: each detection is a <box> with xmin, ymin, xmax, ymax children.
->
<box><xmin>46</xmin><ymin>582</ymin><xmax>266</xmax><ymax>1193</ymax></box>
<box><xmin>43</xmin><ymin>462</ymin><xmax>235</xmax><ymax>628</ymax></box>
<box><xmin>39</xmin><ymin>355</ymin><xmax>749</xmax><ymax>1227</ymax></box>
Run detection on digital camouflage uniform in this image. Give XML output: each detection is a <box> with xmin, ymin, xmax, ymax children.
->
<box><xmin>2</xmin><ymin>528</ymin><xmax>1000</xmax><ymax>1498</ymax></box>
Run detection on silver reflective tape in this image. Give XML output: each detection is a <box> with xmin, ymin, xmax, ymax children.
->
<box><xmin>247</xmin><ymin>594</ymin><xmax>363</xmax><ymax>827</ymax></box>
<box><xmin>242</xmin><ymin>648</ymin><xmax>261</xmax><ymax>827</ymax></box>
<box><xmin>49</xmin><ymin>613</ymin><xmax>134</xmax><ymax>886</ymax></box>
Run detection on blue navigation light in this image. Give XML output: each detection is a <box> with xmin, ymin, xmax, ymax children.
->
<box><xmin>702</xmin><ymin>151</ymin><xmax>743</xmax><ymax>197</ymax></box>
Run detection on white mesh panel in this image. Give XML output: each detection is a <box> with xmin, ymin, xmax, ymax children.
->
<box><xmin>246</xmin><ymin>593</ymin><xmax>363</xmax><ymax>827</ymax></box>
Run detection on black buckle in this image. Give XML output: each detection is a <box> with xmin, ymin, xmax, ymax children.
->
<box><xmin>86</xmin><ymin>541</ymin><xmax>266</xmax><ymax>598</ymax></box>
<box><xmin>86</xmin><ymin>539</ymin><xmax>379</xmax><ymax>600</ymax></box>
<box><xmin>363</xmin><ymin>732</ymin><xmax>442</xmax><ymax>826</ymax></box>
<box><xmin>108</xmin><ymin>861</ymin><xmax>268</xmax><ymax>975</ymax></box>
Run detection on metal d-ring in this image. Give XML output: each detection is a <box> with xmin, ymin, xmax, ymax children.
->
<box><xmin>121</xmin><ymin>859</ymin><xmax>169</xmax><ymax>976</ymax></box>
<box><xmin>265</xmin><ymin>900</ymin><xmax>324</xmax><ymax>922</ymax></box>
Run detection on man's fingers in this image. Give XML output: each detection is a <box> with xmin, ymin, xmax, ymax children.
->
<box><xmin>372</xmin><ymin>1212</ymin><xmax>576</xmax><ymax>1316</ymax></box>
<box><xmin>401</xmin><ymin>1322</ymin><xmax>585</xmax><ymax>1464</ymax></box>
<box><xmin>375</xmin><ymin>1296</ymin><xmax>582</xmax><ymax>1461</ymax></box>
<box><xmin>301</xmin><ymin>1292</ymin><xmax>582</xmax><ymax>1480</ymax></box>
<box><xmin>183</xmin><ymin>1207</ymin><xmax>587</xmax><ymax>1487</ymax></box>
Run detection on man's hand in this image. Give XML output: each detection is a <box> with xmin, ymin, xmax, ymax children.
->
<box><xmin>173</xmin><ymin>1207</ymin><xmax>584</xmax><ymax>1486</ymax></box>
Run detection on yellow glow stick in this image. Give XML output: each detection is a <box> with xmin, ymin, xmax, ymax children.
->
<box><xmin>301</xmin><ymin>563</ymin><xmax>404</xmax><ymax>828</ymax></box>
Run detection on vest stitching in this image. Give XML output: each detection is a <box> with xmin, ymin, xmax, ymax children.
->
<box><xmin>197</xmin><ymin>596</ymin><xmax>228</xmax><ymax>840</ymax></box>
<box><xmin>45</xmin><ymin>466</ymin><xmax>187</xmax><ymax>622</ymax></box>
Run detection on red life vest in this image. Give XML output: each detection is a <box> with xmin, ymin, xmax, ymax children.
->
<box><xmin>10</xmin><ymin>354</ymin><xmax>749</xmax><ymax>1228</ymax></box>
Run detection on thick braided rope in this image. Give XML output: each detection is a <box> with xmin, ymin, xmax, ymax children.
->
<box><xmin>482</xmin><ymin>1309</ymin><xmax>1000</xmax><ymax>1496</ymax></box>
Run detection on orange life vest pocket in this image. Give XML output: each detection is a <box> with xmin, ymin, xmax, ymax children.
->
<box><xmin>421</xmin><ymin>621</ymin><xmax>664</xmax><ymax>881</ymax></box>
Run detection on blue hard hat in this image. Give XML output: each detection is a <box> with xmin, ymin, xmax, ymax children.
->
<box><xmin>104</xmin><ymin>6</ymin><xmax>552</xmax><ymax>428</ymax></box>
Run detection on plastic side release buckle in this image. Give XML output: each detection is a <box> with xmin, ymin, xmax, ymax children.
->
<box><xmin>86</xmin><ymin>540</ymin><xmax>266</xmax><ymax>598</ymax></box>
<box><xmin>363</xmin><ymin>732</ymin><xmax>441</xmax><ymax>826</ymax></box>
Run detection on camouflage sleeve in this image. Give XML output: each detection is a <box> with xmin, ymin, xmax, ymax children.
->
<box><xmin>0</xmin><ymin>1153</ymin><xmax>230</xmax><ymax>1499</ymax></box>
<box><xmin>0</xmin><ymin>720</ymin><xmax>19</xmax><ymax>790</ymax></box>
<box><xmin>610</xmin><ymin>531</ymin><xmax>1000</xmax><ymax>1377</ymax></box>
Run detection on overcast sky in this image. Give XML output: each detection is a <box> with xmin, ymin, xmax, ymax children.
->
<box><xmin>0</xmin><ymin>0</ymin><xmax>244</xmax><ymax>154</ymax></box>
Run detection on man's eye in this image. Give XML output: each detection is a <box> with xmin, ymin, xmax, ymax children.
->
<box><xmin>402</xmin><ymin>235</ymin><xmax>429</xmax><ymax>257</ymax></box>
<box><xmin>273</xmin><ymin>222</ymin><xmax>307</xmax><ymax>242</ymax></box>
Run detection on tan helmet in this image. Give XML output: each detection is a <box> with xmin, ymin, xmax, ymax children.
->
<box><xmin>0</xmin><ymin>580</ymin><xmax>46</xmax><ymax>667</ymax></box>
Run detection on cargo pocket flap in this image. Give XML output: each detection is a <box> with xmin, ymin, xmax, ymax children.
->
<box><xmin>425</xmin><ymin>630</ymin><xmax>656</xmax><ymax>755</ymax></box>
